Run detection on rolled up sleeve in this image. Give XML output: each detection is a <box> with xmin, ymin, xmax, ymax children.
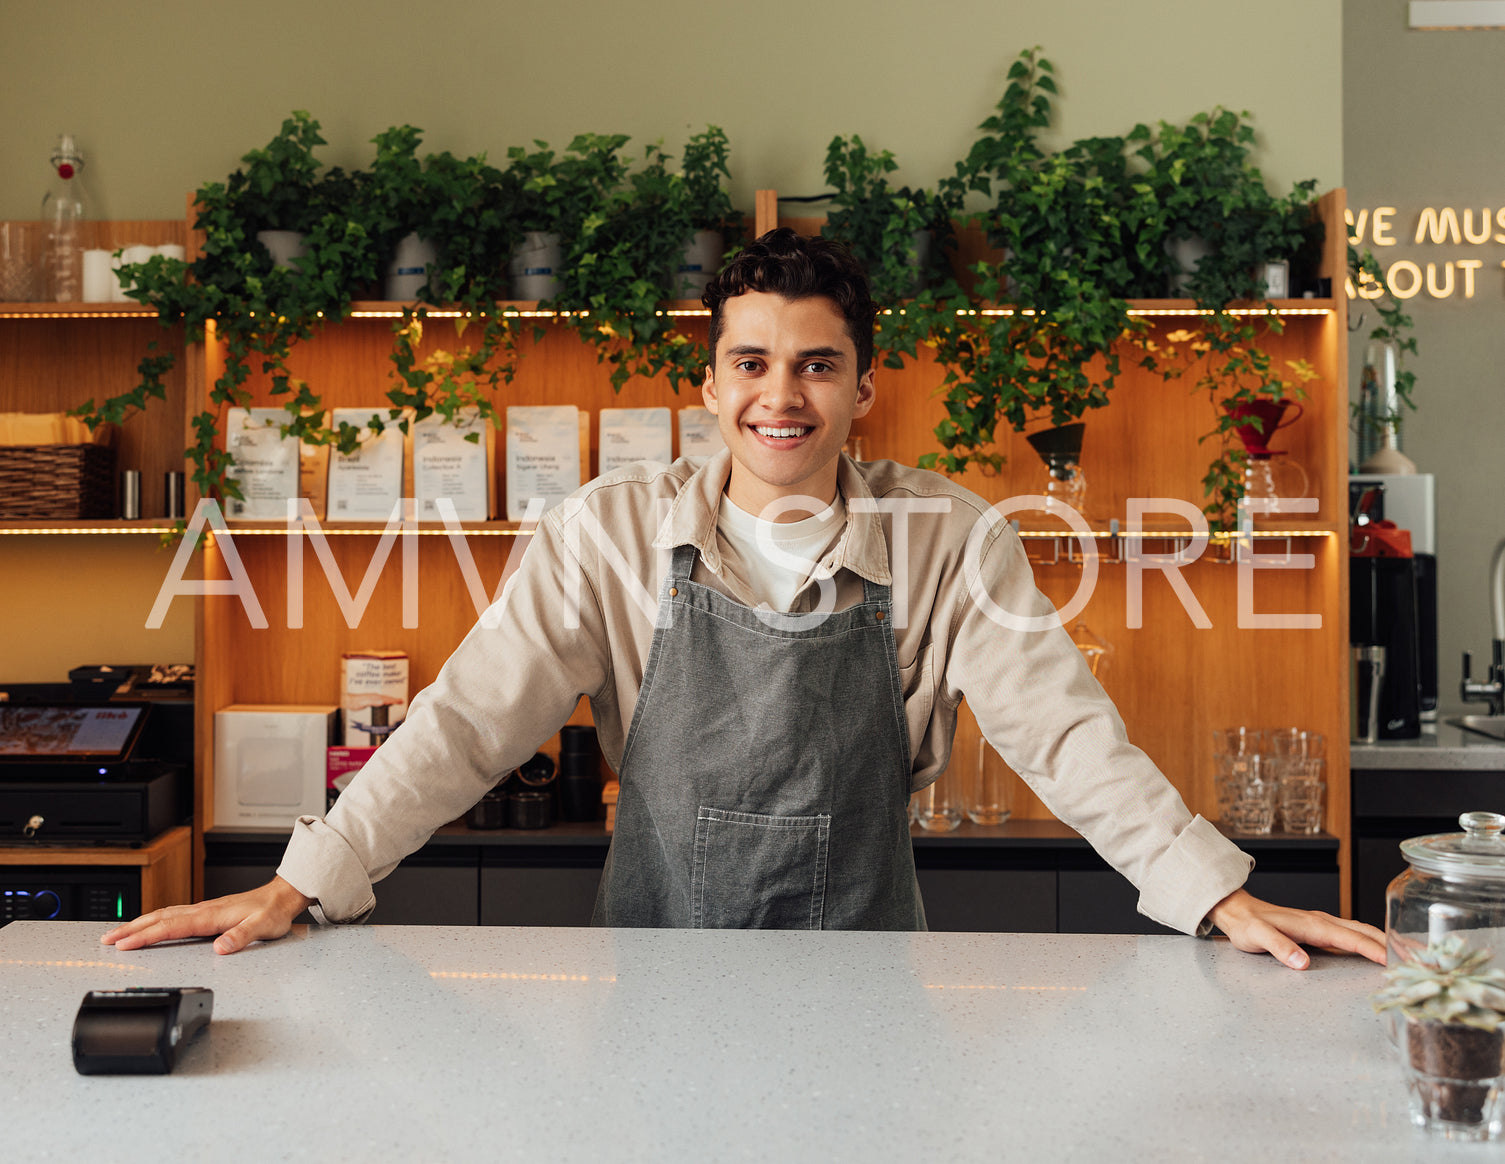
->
<box><xmin>271</xmin><ymin>513</ymin><xmax>612</xmax><ymax>924</ymax></box>
<box><xmin>947</xmin><ymin>522</ymin><xmax>1253</xmax><ymax>937</ymax></box>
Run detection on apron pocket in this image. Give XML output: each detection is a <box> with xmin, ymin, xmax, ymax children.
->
<box><xmin>691</xmin><ymin>806</ymin><xmax>831</xmax><ymax>930</ymax></box>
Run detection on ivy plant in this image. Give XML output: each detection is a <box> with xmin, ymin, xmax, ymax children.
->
<box><xmin>73</xmin><ymin>115</ymin><xmax>739</xmax><ymax>524</ymax></box>
<box><xmin>918</xmin><ymin>47</ymin><xmax>1151</xmax><ymax>474</ymax></box>
<box><xmin>553</xmin><ymin>131</ymin><xmax>731</xmax><ymax>393</ymax></box>
<box><xmin>1347</xmin><ymin>244</ymin><xmax>1419</xmax><ymax>450</ymax></box>
<box><xmin>1129</xmin><ymin>106</ymin><xmax>1324</xmax><ymax>526</ymax></box>
<box><xmin>820</xmin><ymin>134</ymin><xmax>963</xmax><ymax>371</ymax></box>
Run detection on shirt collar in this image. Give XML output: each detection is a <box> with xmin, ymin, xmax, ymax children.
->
<box><xmin>654</xmin><ymin>450</ymin><xmax>892</xmax><ymax>586</ymax></box>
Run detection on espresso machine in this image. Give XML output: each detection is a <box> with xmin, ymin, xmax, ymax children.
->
<box><xmin>1349</xmin><ymin>475</ymin><xmax>1437</xmax><ymax>740</ymax></box>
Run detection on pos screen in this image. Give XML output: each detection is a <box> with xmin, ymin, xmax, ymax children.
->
<box><xmin>0</xmin><ymin>705</ymin><xmax>146</xmax><ymax>761</ymax></box>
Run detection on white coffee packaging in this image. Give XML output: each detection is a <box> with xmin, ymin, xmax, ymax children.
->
<box><xmin>326</xmin><ymin>408</ymin><xmax>405</xmax><ymax>521</ymax></box>
<box><xmin>413</xmin><ymin>406</ymin><xmax>492</xmax><ymax>522</ymax></box>
<box><xmin>678</xmin><ymin>406</ymin><xmax>725</xmax><ymax>459</ymax></box>
<box><xmin>506</xmin><ymin>405</ymin><xmax>581</xmax><ymax>520</ymax></box>
<box><xmin>599</xmin><ymin>407</ymin><xmax>672</xmax><ymax>477</ymax></box>
<box><xmin>225</xmin><ymin>408</ymin><xmax>301</xmax><ymax>520</ymax></box>
<box><xmin>340</xmin><ymin>650</ymin><xmax>409</xmax><ymax>748</ymax></box>
<box><xmin>214</xmin><ymin>704</ymin><xmax>338</xmax><ymax>824</ymax></box>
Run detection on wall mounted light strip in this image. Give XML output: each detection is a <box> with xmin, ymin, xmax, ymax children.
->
<box><xmin>1014</xmin><ymin>530</ymin><xmax>1335</xmax><ymax>541</ymax></box>
<box><xmin>0</xmin><ymin>526</ymin><xmax>178</xmax><ymax>535</ymax></box>
<box><xmin>0</xmin><ymin>309</ymin><xmax>156</xmax><ymax>319</ymax></box>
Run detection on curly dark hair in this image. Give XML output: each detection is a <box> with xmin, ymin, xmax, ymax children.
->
<box><xmin>703</xmin><ymin>228</ymin><xmax>875</xmax><ymax>375</ymax></box>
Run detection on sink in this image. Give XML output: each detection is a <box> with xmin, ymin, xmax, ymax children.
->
<box><xmin>1447</xmin><ymin>715</ymin><xmax>1505</xmax><ymax>741</ymax></box>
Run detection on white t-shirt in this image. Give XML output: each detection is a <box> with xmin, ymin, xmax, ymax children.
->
<box><xmin>716</xmin><ymin>494</ymin><xmax>845</xmax><ymax>613</ymax></box>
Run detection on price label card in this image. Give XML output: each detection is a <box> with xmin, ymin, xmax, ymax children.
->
<box><xmin>599</xmin><ymin>407</ymin><xmax>672</xmax><ymax>477</ymax></box>
<box><xmin>414</xmin><ymin>407</ymin><xmax>490</xmax><ymax>522</ymax></box>
<box><xmin>326</xmin><ymin>408</ymin><xmax>404</xmax><ymax>521</ymax></box>
<box><xmin>225</xmin><ymin>408</ymin><xmax>300</xmax><ymax>520</ymax></box>
<box><xmin>506</xmin><ymin>405</ymin><xmax>581</xmax><ymax>520</ymax></box>
<box><xmin>678</xmin><ymin>406</ymin><xmax>725</xmax><ymax>460</ymax></box>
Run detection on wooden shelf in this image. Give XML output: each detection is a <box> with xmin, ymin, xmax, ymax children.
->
<box><xmin>0</xmin><ymin>301</ymin><xmax>158</xmax><ymax>318</ymax></box>
<box><xmin>0</xmin><ymin>825</ymin><xmax>192</xmax><ymax>913</ymax></box>
<box><xmin>1123</xmin><ymin>298</ymin><xmax>1338</xmax><ymax>316</ymax></box>
<box><xmin>217</xmin><ymin>519</ymin><xmax>534</xmax><ymax>536</ymax></box>
<box><xmin>1009</xmin><ymin>518</ymin><xmax>1341</xmax><ymax>540</ymax></box>
<box><xmin>0</xmin><ymin>519</ymin><xmax>180</xmax><ymax>534</ymax></box>
<box><xmin>345</xmin><ymin>299</ymin><xmax>711</xmax><ymax>318</ymax></box>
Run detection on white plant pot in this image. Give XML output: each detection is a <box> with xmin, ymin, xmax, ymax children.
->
<box><xmin>669</xmin><ymin>230</ymin><xmax>724</xmax><ymax>298</ymax></box>
<box><xmin>509</xmin><ymin>231</ymin><xmax>563</xmax><ymax>300</ymax></box>
<box><xmin>899</xmin><ymin>229</ymin><xmax>933</xmax><ymax>297</ymax></box>
<box><xmin>385</xmin><ymin>233</ymin><xmax>438</xmax><ymax>301</ymax></box>
<box><xmin>1166</xmin><ymin>235</ymin><xmax>1213</xmax><ymax>295</ymax></box>
<box><xmin>256</xmin><ymin>230</ymin><xmax>308</xmax><ymax>271</ymax></box>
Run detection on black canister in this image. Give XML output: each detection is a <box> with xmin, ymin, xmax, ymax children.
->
<box><xmin>558</xmin><ymin>726</ymin><xmax>603</xmax><ymax>822</ymax></box>
<box><xmin>508</xmin><ymin>790</ymin><xmax>553</xmax><ymax>829</ymax></box>
<box><xmin>465</xmin><ymin>784</ymin><xmax>511</xmax><ymax>830</ymax></box>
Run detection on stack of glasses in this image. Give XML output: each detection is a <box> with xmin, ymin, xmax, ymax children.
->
<box><xmin>1214</xmin><ymin>728</ymin><xmax>1326</xmax><ymax>835</ymax></box>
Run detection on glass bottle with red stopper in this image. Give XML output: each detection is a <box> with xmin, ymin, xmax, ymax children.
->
<box><xmin>42</xmin><ymin>134</ymin><xmax>86</xmax><ymax>302</ymax></box>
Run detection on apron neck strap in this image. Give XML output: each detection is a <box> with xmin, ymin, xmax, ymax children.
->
<box><xmin>670</xmin><ymin>542</ymin><xmax>698</xmax><ymax>580</ymax></box>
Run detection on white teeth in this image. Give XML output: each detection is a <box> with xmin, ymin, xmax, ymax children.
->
<box><xmin>754</xmin><ymin>425</ymin><xmax>810</xmax><ymax>438</ymax></box>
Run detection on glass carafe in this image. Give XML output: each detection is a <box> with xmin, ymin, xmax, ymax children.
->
<box><xmin>1242</xmin><ymin>453</ymin><xmax>1308</xmax><ymax>509</ymax></box>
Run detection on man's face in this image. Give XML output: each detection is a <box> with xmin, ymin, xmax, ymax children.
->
<box><xmin>702</xmin><ymin>291</ymin><xmax>874</xmax><ymax>519</ymax></box>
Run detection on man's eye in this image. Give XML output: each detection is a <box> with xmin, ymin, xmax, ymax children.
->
<box><xmin>803</xmin><ymin>361</ymin><xmax>832</xmax><ymax>374</ymax></box>
<box><xmin>735</xmin><ymin>359</ymin><xmax>761</xmax><ymax>373</ymax></box>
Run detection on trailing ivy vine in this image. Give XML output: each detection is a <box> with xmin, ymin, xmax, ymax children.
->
<box><xmin>71</xmin><ymin>116</ymin><xmax>737</xmax><ymax>522</ymax></box>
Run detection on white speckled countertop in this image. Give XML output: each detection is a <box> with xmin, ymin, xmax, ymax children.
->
<box><xmin>1352</xmin><ymin>721</ymin><xmax>1505</xmax><ymax>771</ymax></box>
<box><xmin>1</xmin><ymin>922</ymin><xmax>1495</xmax><ymax>1161</ymax></box>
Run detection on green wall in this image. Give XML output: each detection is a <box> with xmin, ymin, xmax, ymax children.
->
<box><xmin>1</xmin><ymin>0</ymin><xmax>1340</xmax><ymax>221</ymax></box>
<box><xmin>0</xmin><ymin>0</ymin><xmax>1342</xmax><ymax>682</ymax></box>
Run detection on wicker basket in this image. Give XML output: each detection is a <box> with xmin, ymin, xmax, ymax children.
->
<box><xmin>0</xmin><ymin>444</ymin><xmax>117</xmax><ymax>519</ymax></box>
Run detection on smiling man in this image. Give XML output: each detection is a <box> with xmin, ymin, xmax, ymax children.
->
<box><xmin>104</xmin><ymin>229</ymin><xmax>1384</xmax><ymax>964</ymax></box>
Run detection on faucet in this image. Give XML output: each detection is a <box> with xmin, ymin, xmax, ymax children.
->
<box><xmin>1459</xmin><ymin>538</ymin><xmax>1505</xmax><ymax>716</ymax></box>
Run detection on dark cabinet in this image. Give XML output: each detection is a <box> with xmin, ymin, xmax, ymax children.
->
<box><xmin>1350</xmin><ymin>766</ymin><xmax>1505</xmax><ymax>928</ymax></box>
<box><xmin>916</xmin><ymin>869</ymin><xmax>1056</xmax><ymax>932</ymax></box>
<box><xmin>204</xmin><ymin>838</ymin><xmax>477</xmax><ymax>926</ymax></box>
<box><xmin>205</xmin><ymin>824</ymin><xmax>1337</xmax><ymax>933</ymax></box>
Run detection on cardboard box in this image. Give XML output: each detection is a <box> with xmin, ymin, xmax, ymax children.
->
<box><xmin>214</xmin><ymin>704</ymin><xmax>338</xmax><ymax>825</ymax></box>
<box><xmin>341</xmin><ymin>650</ymin><xmax>409</xmax><ymax>747</ymax></box>
<box><xmin>327</xmin><ymin>745</ymin><xmax>377</xmax><ymax>793</ymax></box>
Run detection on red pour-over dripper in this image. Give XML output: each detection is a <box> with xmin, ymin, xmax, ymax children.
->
<box><xmin>1224</xmin><ymin>399</ymin><xmax>1302</xmax><ymax>457</ymax></box>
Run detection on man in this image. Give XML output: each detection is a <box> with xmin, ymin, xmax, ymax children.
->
<box><xmin>105</xmin><ymin>230</ymin><xmax>1385</xmax><ymax>965</ymax></box>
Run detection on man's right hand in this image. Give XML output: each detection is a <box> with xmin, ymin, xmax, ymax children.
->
<box><xmin>101</xmin><ymin>876</ymin><xmax>316</xmax><ymax>955</ymax></box>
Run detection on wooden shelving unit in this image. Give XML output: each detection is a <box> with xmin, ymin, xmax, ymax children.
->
<box><xmin>6</xmin><ymin>191</ymin><xmax>1355</xmax><ymax>912</ymax></box>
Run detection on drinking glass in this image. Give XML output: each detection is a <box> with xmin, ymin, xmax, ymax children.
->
<box><xmin>965</xmin><ymin>738</ymin><xmax>1012</xmax><ymax>826</ymax></box>
<box><xmin>913</xmin><ymin>765</ymin><xmax>963</xmax><ymax>832</ymax></box>
<box><xmin>1219</xmin><ymin>753</ymin><xmax>1277</xmax><ymax>834</ymax></box>
<box><xmin>1268</xmin><ymin>728</ymin><xmax>1325</xmax><ymax>762</ymax></box>
<box><xmin>1214</xmin><ymin>727</ymin><xmax>1268</xmax><ymax>758</ymax></box>
<box><xmin>1278</xmin><ymin>757</ymin><xmax>1326</xmax><ymax>833</ymax></box>
<box><xmin>0</xmin><ymin>223</ymin><xmax>39</xmax><ymax>301</ymax></box>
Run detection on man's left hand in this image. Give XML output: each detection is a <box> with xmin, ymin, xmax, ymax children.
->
<box><xmin>1208</xmin><ymin>888</ymin><xmax>1387</xmax><ymax>969</ymax></box>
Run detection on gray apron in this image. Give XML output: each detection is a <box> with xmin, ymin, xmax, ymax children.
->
<box><xmin>592</xmin><ymin>542</ymin><xmax>925</xmax><ymax>930</ymax></box>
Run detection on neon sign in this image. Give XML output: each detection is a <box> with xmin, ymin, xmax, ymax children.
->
<box><xmin>1347</xmin><ymin>206</ymin><xmax>1505</xmax><ymax>300</ymax></box>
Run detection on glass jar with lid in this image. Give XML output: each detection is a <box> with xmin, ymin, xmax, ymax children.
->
<box><xmin>1382</xmin><ymin>812</ymin><xmax>1505</xmax><ymax>1141</ymax></box>
<box><xmin>1388</xmin><ymin>811</ymin><xmax>1505</xmax><ymax>957</ymax></box>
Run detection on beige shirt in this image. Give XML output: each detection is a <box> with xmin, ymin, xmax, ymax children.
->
<box><xmin>278</xmin><ymin>451</ymin><xmax>1252</xmax><ymax>934</ymax></box>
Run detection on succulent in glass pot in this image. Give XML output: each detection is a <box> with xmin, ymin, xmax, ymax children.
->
<box><xmin>1377</xmin><ymin>811</ymin><xmax>1505</xmax><ymax>1141</ymax></box>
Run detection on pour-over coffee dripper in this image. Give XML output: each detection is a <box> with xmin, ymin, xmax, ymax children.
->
<box><xmin>1224</xmin><ymin>399</ymin><xmax>1310</xmax><ymax>507</ymax></box>
<box><xmin>1025</xmin><ymin>423</ymin><xmax>1087</xmax><ymax>515</ymax></box>
<box><xmin>1225</xmin><ymin>398</ymin><xmax>1302</xmax><ymax>457</ymax></box>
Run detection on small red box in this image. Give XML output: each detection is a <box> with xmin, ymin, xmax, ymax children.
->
<box><xmin>327</xmin><ymin>746</ymin><xmax>378</xmax><ymax>792</ymax></box>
